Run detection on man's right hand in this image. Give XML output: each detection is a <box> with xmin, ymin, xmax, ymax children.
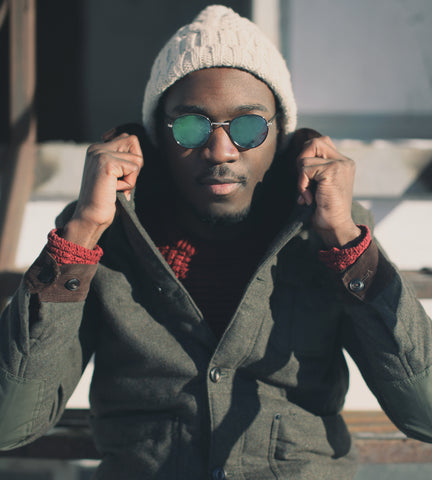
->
<box><xmin>62</xmin><ymin>133</ymin><xmax>144</xmax><ymax>249</ymax></box>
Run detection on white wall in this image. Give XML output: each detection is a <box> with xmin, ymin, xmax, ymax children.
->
<box><xmin>253</xmin><ymin>0</ymin><xmax>432</xmax><ymax>138</ymax></box>
<box><xmin>289</xmin><ymin>0</ymin><xmax>432</xmax><ymax>114</ymax></box>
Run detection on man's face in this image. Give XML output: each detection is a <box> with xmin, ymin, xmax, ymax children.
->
<box><xmin>162</xmin><ymin>68</ymin><xmax>278</xmax><ymax>228</ymax></box>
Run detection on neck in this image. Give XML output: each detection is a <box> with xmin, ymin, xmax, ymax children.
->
<box><xmin>176</xmin><ymin>209</ymin><xmax>255</xmax><ymax>242</ymax></box>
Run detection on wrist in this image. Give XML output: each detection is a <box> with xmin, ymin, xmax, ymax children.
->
<box><xmin>317</xmin><ymin>222</ymin><xmax>362</xmax><ymax>249</ymax></box>
<box><xmin>62</xmin><ymin>217</ymin><xmax>108</xmax><ymax>250</ymax></box>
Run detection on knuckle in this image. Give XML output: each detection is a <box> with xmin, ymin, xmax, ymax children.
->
<box><xmin>127</xmin><ymin>134</ymin><xmax>140</xmax><ymax>150</ymax></box>
<box><xmin>114</xmin><ymin>132</ymin><xmax>129</xmax><ymax>140</ymax></box>
<box><xmin>341</xmin><ymin>157</ymin><xmax>355</xmax><ymax>171</ymax></box>
<box><xmin>86</xmin><ymin>147</ymin><xmax>107</xmax><ymax>167</ymax></box>
<box><xmin>296</xmin><ymin>157</ymin><xmax>306</xmax><ymax>169</ymax></box>
<box><xmin>104</xmin><ymin>162</ymin><xmax>119</xmax><ymax>176</ymax></box>
<box><xmin>94</xmin><ymin>151</ymin><xmax>108</xmax><ymax>166</ymax></box>
<box><xmin>332</xmin><ymin>161</ymin><xmax>342</xmax><ymax>175</ymax></box>
<box><xmin>130</xmin><ymin>162</ymin><xmax>140</xmax><ymax>173</ymax></box>
<box><xmin>304</xmin><ymin>138</ymin><xmax>317</xmax><ymax>147</ymax></box>
<box><xmin>86</xmin><ymin>143</ymin><xmax>99</xmax><ymax>155</ymax></box>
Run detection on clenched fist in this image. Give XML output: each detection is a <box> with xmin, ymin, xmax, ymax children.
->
<box><xmin>296</xmin><ymin>136</ymin><xmax>361</xmax><ymax>248</ymax></box>
<box><xmin>62</xmin><ymin>133</ymin><xmax>144</xmax><ymax>249</ymax></box>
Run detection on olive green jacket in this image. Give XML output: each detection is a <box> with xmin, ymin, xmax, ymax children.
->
<box><xmin>1</xmin><ymin>126</ymin><xmax>432</xmax><ymax>480</ymax></box>
<box><xmin>1</xmin><ymin>192</ymin><xmax>432</xmax><ymax>479</ymax></box>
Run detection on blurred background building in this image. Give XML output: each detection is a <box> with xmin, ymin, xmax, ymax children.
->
<box><xmin>1</xmin><ymin>0</ymin><xmax>432</xmax><ymax>478</ymax></box>
<box><xmin>2</xmin><ymin>0</ymin><xmax>431</xmax><ymax>144</ymax></box>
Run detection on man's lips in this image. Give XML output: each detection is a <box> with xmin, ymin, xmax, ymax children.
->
<box><xmin>205</xmin><ymin>183</ymin><xmax>241</xmax><ymax>195</ymax></box>
<box><xmin>197</xmin><ymin>176</ymin><xmax>244</xmax><ymax>196</ymax></box>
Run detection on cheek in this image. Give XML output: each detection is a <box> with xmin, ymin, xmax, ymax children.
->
<box><xmin>165</xmin><ymin>148</ymin><xmax>199</xmax><ymax>192</ymax></box>
<box><xmin>163</xmin><ymin>129</ymin><xmax>183</xmax><ymax>160</ymax></box>
<box><xmin>266</xmin><ymin>128</ymin><xmax>279</xmax><ymax>157</ymax></box>
<box><xmin>251</xmin><ymin>142</ymin><xmax>277</xmax><ymax>181</ymax></box>
<box><xmin>163</xmin><ymin>133</ymin><xmax>194</xmax><ymax>178</ymax></box>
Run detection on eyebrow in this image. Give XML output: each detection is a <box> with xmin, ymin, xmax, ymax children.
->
<box><xmin>234</xmin><ymin>104</ymin><xmax>270</xmax><ymax>114</ymax></box>
<box><xmin>170</xmin><ymin>105</ymin><xmax>207</xmax><ymax>116</ymax></box>
<box><xmin>169</xmin><ymin>103</ymin><xmax>270</xmax><ymax>116</ymax></box>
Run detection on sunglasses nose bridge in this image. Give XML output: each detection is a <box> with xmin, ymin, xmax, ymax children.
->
<box><xmin>207</xmin><ymin>121</ymin><xmax>235</xmax><ymax>146</ymax></box>
<box><xmin>209</xmin><ymin>121</ymin><xmax>230</xmax><ymax>134</ymax></box>
<box><xmin>202</xmin><ymin>122</ymin><xmax>239</xmax><ymax>161</ymax></box>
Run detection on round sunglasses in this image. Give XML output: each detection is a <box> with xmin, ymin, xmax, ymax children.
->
<box><xmin>167</xmin><ymin>113</ymin><xmax>277</xmax><ymax>149</ymax></box>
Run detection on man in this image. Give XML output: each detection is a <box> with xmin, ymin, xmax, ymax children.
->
<box><xmin>1</xmin><ymin>5</ymin><xmax>432</xmax><ymax>480</ymax></box>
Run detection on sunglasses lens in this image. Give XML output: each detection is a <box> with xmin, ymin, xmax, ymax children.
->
<box><xmin>172</xmin><ymin>115</ymin><xmax>211</xmax><ymax>148</ymax></box>
<box><xmin>230</xmin><ymin>114</ymin><xmax>269</xmax><ymax>148</ymax></box>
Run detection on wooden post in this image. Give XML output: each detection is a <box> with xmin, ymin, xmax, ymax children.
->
<box><xmin>0</xmin><ymin>1</ymin><xmax>9</xmax><ymax>29</ymax></box>
<box><xmin>0</xmin><ymin>0</ymin><xmax>37</xmax><ymax>270</ymax></box>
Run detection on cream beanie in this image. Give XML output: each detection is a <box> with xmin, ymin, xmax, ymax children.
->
<box><xmin>142</xmin><ymin>4</ymin><xmax>297</xmax><ymax>146</ymax></box>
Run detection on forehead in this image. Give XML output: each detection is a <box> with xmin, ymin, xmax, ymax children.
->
<box><xmin>163</xmin><ymin>67</ymin><xmax>276</xmax><ymax>116</ymax></box>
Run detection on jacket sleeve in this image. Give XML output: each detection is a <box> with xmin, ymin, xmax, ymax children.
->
<box><xmin>0</xmin><ymin>247</ymin><xmax>98</xmax><ymax>450</ymax></box>
<box><xmin>341</xmin><ymin>206</ymin><xmax>432</xmax><ymax>443</ymax></box>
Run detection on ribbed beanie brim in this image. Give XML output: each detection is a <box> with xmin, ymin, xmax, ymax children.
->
<box><xmin>142</xmin><ymin>5</ymin><xmax>297</xmax><ymax>146</ymax></box>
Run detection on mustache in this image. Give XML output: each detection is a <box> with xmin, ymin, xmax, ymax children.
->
<box><xmin>196</xmin><ymin>165</ymin><xmax>247</xmax><ymax>184</ymax></box>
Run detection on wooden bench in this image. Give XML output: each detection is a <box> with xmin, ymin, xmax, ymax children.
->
<box><xmin>1</xmin><ymin>410</ymin><xmax>432</xmax><ymax>464</ymax></box>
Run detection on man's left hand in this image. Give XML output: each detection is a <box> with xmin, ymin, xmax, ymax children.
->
<box><xmin>296</xmin><ymin>136</ymin><xmax>361</xmax><ymax>248</ymax></box>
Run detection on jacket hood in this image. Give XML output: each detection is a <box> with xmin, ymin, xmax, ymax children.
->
<box><xmin>103</xmin><ymin>123</ymin><xmax>322</xmax><ymax>229</ymax></box>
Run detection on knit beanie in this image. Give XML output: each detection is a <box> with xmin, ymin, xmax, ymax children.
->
<box><xmin>142</xmin><ymin>4</ymin><xmax>297</xmax><ymax>147</ymax></box>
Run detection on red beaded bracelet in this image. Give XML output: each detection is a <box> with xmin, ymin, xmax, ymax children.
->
<box><xmin>47</xmin><ymin>229</ymin><xmax>103</xmax><ymax>265</ymax></box>
<box><xmin>318</xmin><ymin>225</ymin><xmax>371</xmax><ymax>272</ymax></box>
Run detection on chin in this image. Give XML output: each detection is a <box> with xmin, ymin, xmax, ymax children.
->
<box><xmin>196</xmin><ymin>206</ymin><xmax>251</xmax><ymax>226</ymax></box>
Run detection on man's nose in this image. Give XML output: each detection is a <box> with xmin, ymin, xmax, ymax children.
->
<box><xmin>200</xmin><ymin>126</ymin><xmax>239</xmax><ymax>164</ymax></box>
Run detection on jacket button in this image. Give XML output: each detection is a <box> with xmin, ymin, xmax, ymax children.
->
<box><xmin>209</xmin><ymin>367</ymin><xmax>221</xmax><ymax>383</ymax></box>
<box><xmin>65</xmin><ymin>278</ymin><xmax>80</xmax><ymax>291</ymax></box>
<box><xmin>349</xmin><ymin>279</ymin><xmax>365</xmax><ymax>292</ymax></box>
<box><xmin>212</xmin><ymin>467</ymin><xmax>226</xmax><ymax>480</ymax></box>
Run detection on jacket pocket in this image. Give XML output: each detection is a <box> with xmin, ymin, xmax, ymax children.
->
<box><xmin>0</xmin><ymin>367</ymin><xmax>45</xmax><ymax>450</ymax></box>
<box><xmin>90</xmin><ymin>413</ymin><xmax>181</xmax><ymax>480</ymax></box>
<box><xmin>268</xmin><ymin>413</ymin><xmax>282</xmax><ymax>479</ymax></box>
<box><xmin>267</xmin><ymin>403</ymin><xmax>357</xmax><ymax>480</ymax></box>
<box><xmin>274</xmin><ymin>407</ymin><xmax>351</xmax><ymax>460</ymax></box>
<box><xmin>267</xmin><ymin>412</ymin><xmax>317</xmax><ymax>479</ymax></box>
